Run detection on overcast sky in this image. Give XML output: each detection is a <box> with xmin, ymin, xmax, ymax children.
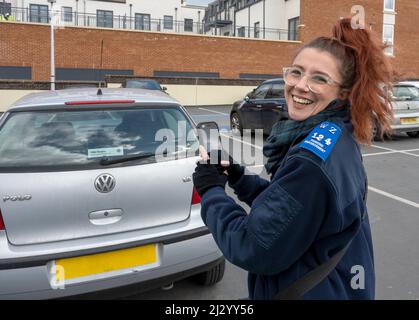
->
<box><xmin>187</xmin><ymin>0</ymin><xmax>213</xmax><ymax>6</ymax></box>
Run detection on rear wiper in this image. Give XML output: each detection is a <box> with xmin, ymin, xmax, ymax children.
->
<box><xmin>99</xmin><ymin>152</ymin><xmax>155</xmax><ymax>166</ymax></box>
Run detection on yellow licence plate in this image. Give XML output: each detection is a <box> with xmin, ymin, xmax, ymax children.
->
<box><xmin>55</xmin><ymin>244</ymin><xmax>157</xmax><ymax>281</ymax></box>
<box><xmin>401</xmin><ymin>117</ymin><xmax>419</xmax><ymax>124</ymax></box>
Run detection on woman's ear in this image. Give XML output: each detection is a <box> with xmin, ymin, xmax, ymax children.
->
<box><xmin>338</xmin><ymin>89</ymin><xmax>350</xmax><ymax>100</ymax></box>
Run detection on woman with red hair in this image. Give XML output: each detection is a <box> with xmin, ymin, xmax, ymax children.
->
<box><xmin>192</xmin><ymin>18</ymin><xmax>394</xmax><ymax>299</ymax></box>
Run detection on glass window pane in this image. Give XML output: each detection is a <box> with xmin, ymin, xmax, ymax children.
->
<box><xmin>383</xmin><ymin>25</ymin><xmax>394</xmax><ymax>43</ymax></box>
<box><xmin>97</xmin><ymin>10</ymin><xmax>113</xmax><ymax>28</ymax></box>
<box><xmin>164</xmin><ymin>15</ymin><xmax>173</xmax><ymax>29</ymax></box>
<box><xmin>30</xmin><ymin>4</ymin><xmax>49</xmax><ymax>23</ymax></box>
<box><xmin>0</xmin><ymin>108</ymin><xmax>196</xmax><ymax>171</ymax></box>
<box><xmin>385</xmin><ymin>0</ymin><xmax>395</xmax><ymax>10</ymax></box>
<box><xmin>40</xmin><ymin>5</ymin><xmax>49</xmax><ymax>23</ymax></box>
<box><xmin>253</xmin><ymin>84</ymin><xmax>271</xmax><ymax>99</ymax></box>
<box><xmin>0</xmin><ymin>2</ymin><xmax>11</xmax><ymax>15</ymax></box>
<box><xmin>62</xmin><ymin>7</ymin><xmax>72</xmax><ymax>22</ymax></box>
<box><xmin>184</xmin><ymin>19</ymin><xmax>193</xmax><ymax>32</ymax></box>
<box><xmin>288</xmin><ymin>17</ymin><xmax>299</xmax><ymax>41</ymax></box>
<box><xmin>135</xmin><ymin>13</ymin><xmax>150</xmax><ymax>30</ymax></box>
<box><xmin>268</xmin><ymin>83</ymin><xmax>285</xmax><ymax>98</ymax></box>
<box><xmin>254</xmin><ymin>22</ymin><xmax>260</xmax><ymax>38</ymax></box>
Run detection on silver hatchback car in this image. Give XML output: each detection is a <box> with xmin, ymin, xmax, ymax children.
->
<box><xmin>390</xmin><ymin>84</ymin><xmax>419</xmax><ymax>138</ymax></box>
<box><xmin>0</xmin><ymin>88</ymin><xmax>224</xmax><ymax>299</ymax></box>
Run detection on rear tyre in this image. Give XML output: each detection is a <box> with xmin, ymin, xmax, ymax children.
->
<box><xmin>192</xmin><ymin>259</ymin><xmax>225</xmax><ymax>286</ymax></box>
<box><xmin>230</xmin><ymin>113</ymin><xmax>243</xmax><ymax>136</ymax></box>
<box><xmin>373</xmin><ymin>122</ymin><xmax>384</xmax><ymax>141</ymax></box>
<box><xmin>406</xmin><ymin>131</ymin><xmax>419</xmax><ymax>138</ymax></box>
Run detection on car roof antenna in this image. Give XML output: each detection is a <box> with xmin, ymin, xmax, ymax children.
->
<box><xmin>97</xmin><ymin>39</ymin><xmax>104</xmax><ymax>96</ymax></box>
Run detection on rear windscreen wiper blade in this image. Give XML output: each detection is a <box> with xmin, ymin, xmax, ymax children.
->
<box><xmin>99</xmin><ymin>152</ymin><xmax>155</xmax><ymax>166</ymax></box>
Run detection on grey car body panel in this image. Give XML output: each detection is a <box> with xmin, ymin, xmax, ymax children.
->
<box><xmin>0</xmin><ymin>233</ymin><xmax>222</xmax><ymax>299</ymax></box>
<box><xmin>0</xmin><ymin>88</ymin><xmax>222</xmax><ymax>299</ymax></box>
<box><xmin>0</xmin><ymin>205</ymin><xmax>205</xmax><ymax>267</ymax></box>
<box><xmin>0</xmin><ymin>226</ymin><xmax>209</xmax><ymax>270</ymax></box>
<box><xmin>1</xmin><ymin>159</ymin><xmax>197</xmax><ymax>246</ymax></box>
<box><xmin>8</xmin><ymin>88</ymin><xmax>178</xmax><ymax>111</ymax></box>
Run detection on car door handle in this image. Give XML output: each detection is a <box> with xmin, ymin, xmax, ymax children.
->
<box><xmin>256</xmin><ymin>105</ymin><xmax>263</xmax><ymax>108</ymax></box>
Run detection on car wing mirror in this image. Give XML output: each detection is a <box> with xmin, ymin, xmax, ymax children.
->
<box><xmin>162</xmin><ymin>86</ymin><xmax>167</xmax><ymax>91</ymax></box>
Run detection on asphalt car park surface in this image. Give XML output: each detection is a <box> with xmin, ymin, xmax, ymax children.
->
<box><xmin>92</xmin><ymin>105</ymin><xmax>419</xmax><ymax>300</ymax></box>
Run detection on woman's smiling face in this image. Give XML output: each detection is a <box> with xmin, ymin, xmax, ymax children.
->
<box><xmin>285</xmin><ymin>48</ymin><xmax>345</xmax><ymax>121</ymax></box>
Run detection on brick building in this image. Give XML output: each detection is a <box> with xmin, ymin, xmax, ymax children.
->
<box><xmin>0</xmin><ymin>0</ymin><xmax>418</xmax><ymax>82</ymax></box>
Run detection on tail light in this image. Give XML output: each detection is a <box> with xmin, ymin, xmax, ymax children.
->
<box><xmin>191</xmin><ymin>187</ymin><xmax>201</xmax><ymax>205</ymax></box>
<box><xmin>0</xmin><ymin>209</ymin><xmax>5</xmax><ymax>231</ymax></box>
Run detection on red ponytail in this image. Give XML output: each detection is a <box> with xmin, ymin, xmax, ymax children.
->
<box><xmin>299</xmin><ymin>18</ymin><xmax>395</xmax><ymax>144</ymax></box>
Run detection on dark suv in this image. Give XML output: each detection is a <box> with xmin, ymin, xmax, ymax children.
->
<box><xmin>230</xmin><ymin>78</ymin><xmax>287</xmax><ymax>135</ymax></box>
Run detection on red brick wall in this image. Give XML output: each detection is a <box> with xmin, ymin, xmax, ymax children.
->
<box><xmin>1</xmin><ymin>0</ymin><xmax>418</xmax><ymax>82</ymax></box>
<box><xmin>0</xmin><ymin>22</ymin><xmax>51</xmax><ymax>80</ymax></box>
<box><xmin>0</xmin><ymin>22</ymin><xmax>300</xmax><ymax>81</ymax></box>
<box><xmin>392</xmin><ymin>0</ymin><xmax>419</xmax><ymax>79</ymax></box>
<box><xmin>299</xmin><ymin>0</ymin><xmax>419</xmax><ymax>79</ymax></box>
<box><xmin>299</xmin><ymin>0</ymin><xmax>383</xmax><ymax>42</ymax></box>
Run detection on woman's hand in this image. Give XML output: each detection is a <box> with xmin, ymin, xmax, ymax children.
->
<box><xmin>193</xmin><ymin>148</ymin><xmax>245</xmax><ymax>197</ymax></box>
<box><xmin>205</xmin><ymin>149</ymin><xmax>245</xmax><ymax>185</ymax></box>
<box><xmin>192</xmin><ymin>162</ymin><xmax>228</xmax><ymax>197</ymax></box>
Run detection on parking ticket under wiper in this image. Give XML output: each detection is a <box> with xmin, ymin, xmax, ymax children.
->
<box><xmin>99</xmin><ymin>152</ymin><xmax>155</xmax><ymax>166</ymax></box>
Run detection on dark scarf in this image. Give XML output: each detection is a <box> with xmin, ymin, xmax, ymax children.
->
<box><xmin>263</xmin><ymin>99</ymin><xmax>350</xmax><ymax>175</ymax></box>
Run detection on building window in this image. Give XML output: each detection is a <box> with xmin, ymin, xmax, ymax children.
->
<box><xmin>383</xmin><ymin>24</ymin><xmax>394</xmax><ymax>55</ymax></box>
<box><xmin>384</xmin><ymin>0</ymin><xmax>395</xmax><ymax>11</ymax></box>
<box><xmin>62</xmin><ymin>6</ymin><xmax>73</xmax><ymax>22</ymax></box>
<box><xmin>164</xmin><ymin>15</ymin><xmax>173</xmax><ymax>29</ymax></box>
<box><xmin>97</xmin><ymin>10</ymin><xmax>113</xmax><ymax>28</ymax></box>
<box><xmin>0</xmin><ymin>2</ymin><xmax>11</xmax><ymax>16</ymax></box>
<box><xmin>288</xmin><ymin>16</ymin><xmax>299</xmax><ymax>41</ymax></box>
<box><xmin>238</xmin><ymin>26</ymin><xmax>246</xmax><ymax>37</ymax></box>
<box><xmin>224</xmin><ymin>31</ymin><xmax>230</xmax><ymax>36</ymax></box>
<box><xmin>184</xmin><ymin>18</ymin><xmax>193</xmax><ymax>32</ymax></box>
<box><xmin>29</xmin><ymin>4</ymin><xmax>49</xmax><ymax>23</ymax></box>
<box><xmin>135</xmin><ymin>13</ymin><xmax>150</xmax><ymax>30</ymax></box>
<box><xmin>254</xmin><ymin>22</ymin><xmax>260</xmax><ymax>38</ymax></box>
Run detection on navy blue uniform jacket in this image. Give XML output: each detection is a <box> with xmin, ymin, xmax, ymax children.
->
<box><xmin>200</xmin><ymin>119</ymin><xmax>375</xmax><ymax>299</ymax></box>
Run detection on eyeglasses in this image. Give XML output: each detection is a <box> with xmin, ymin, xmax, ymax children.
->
<box><xmin>283</xmin><ymin>67</ymin><xmax>342</xmax><ymax>94</ymax></box>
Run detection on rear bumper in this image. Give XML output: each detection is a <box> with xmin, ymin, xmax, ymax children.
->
<box><xmin>62</xmin><ymin>257</ymin><xmax>225</xmax><ymax>300</ymax></box>
<box><xmin>0</xmin><ymin>233</ymin><xmax>222</xmax><ymax>300</ymax></box>
<box><xmin>392</xmin><ymin>112</ymin><xmax>419</xmax><ymax>133</ymax></box>
<box><xmin>392</xmin><ymin>124</ymin><xmax>419</xmax><ymax>133</ymax></box>
<box><xmin>0</xmin><ymin>226</ymin><xmax>210</xmax><ymax>270</ymax></box>
<box><xmin>0</xmin><ymin>205</ymin><xmax>223</xmax><ymax>299</ymax></box>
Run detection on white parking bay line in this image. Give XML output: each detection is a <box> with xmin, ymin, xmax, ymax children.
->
<box><xmin>363</xmin><ymin>151</ymin><xmax>397</xmax><ymax>157</ymax></box>
<box><xmin>219</xmin><ymin>133</ymin><xmax>419</xmax><ymax>209</ymax></box>
<box><xmin>363</xmin><ymin>148</ymin><xmax>419</xmax><ymax>157</ymax></box>
<box><xmin>368</xmin><ymin>186</ymin><xmax>419</xmax><ymax>209</ymax></box>
<box><xmin>220</xmin><ymin>133</ymin><xmax>264</xmax><ymax>150</ymax></box>
<box><xmin>198</xmin><ymin>107</ymin><xmax>229</xmax><ymax>116</ymax></box>
<box><xmin>370</xmin><ymin>145</ymin><xmax>419</xmax><ymax>158</ymax></box>
<box><xmin>220</xmin><ymin>135</ymin><xmax>419</xmax><ymax>155</ymax></box>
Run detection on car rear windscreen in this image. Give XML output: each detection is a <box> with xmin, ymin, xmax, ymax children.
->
<box><xmin>0</xmin><ymin>107</ymin><xmax>198</xmax><ymax>171</ymax></box>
